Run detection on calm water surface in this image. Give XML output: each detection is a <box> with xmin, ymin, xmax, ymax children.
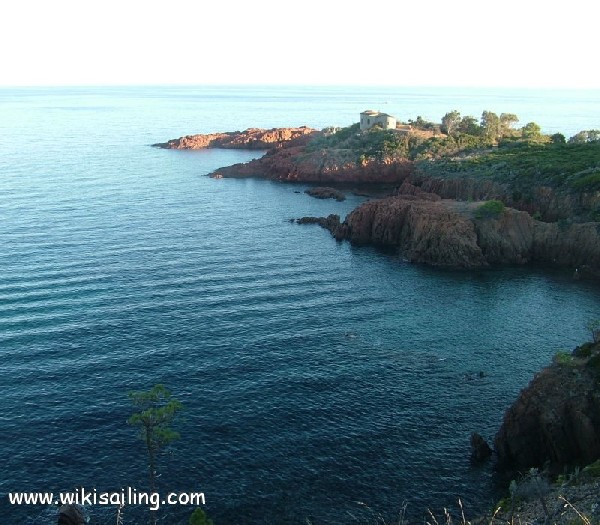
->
<box><xmin>0</xmin><ymin>86</ymin><xmax>599</xmax><ymax>524</ymax></box>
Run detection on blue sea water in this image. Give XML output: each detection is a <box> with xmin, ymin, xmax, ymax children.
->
<box><xmin>0</xmin><ymin>85</ymin><xmax>599</xmax><ymax>525</ymax></box>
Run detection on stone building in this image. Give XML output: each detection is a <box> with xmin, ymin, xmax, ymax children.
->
<box><xmin>360</xmin><ymin>110</ymin><xmax>397</xmax><ymax>131</ymax></box>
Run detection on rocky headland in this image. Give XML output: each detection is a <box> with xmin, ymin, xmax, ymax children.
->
<box><xmin>153</xmin><ymin>126</ymin><xmax>317</xmax><ymax>150</ymax></box>
<box><xmin>209</xmin><ymin>137</ymin><xmax>414</xmax><ymax>183</ymax></box>
<box><xmin>464</xmin><ymin>339</ymin><xmax>600</xmax><ymax>525</ymax></box>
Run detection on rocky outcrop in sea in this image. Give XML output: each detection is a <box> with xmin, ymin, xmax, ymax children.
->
<box><xmin>304</xmin><ymin>187</ymin><xmax>346</xmax><ymax>201</ymax></box>
<box><xmin>298</xmin><ymin>183</ymin><xmax>600</xmax><ymax>276</ymax></box>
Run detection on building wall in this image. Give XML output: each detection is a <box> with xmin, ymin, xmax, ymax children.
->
<box><xmin>360</xmin><ymin>112</ymin><xmax>396</xmax><ymax>131</ymax></box>
<box><xmin>360</xmin><ymin>112</ymin><xmax>376</xmax><ymax>130</ymax></box>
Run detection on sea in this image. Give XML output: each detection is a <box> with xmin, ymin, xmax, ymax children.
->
<box><xmin>1</xmin><ymin>85</ymin><xmax>599</xmax><ymax>525</ymax></box>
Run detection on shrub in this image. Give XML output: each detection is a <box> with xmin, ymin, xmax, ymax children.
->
<box><xmin>475</xmin><ymin>200</ymin><xmax>505</xmax><ymax>219</ymax></box>
<box><xmin>582</xmin><ymin>459</ymin><xmax>600</xmax><ymax>479</ymax></box>
<box><xmin>570</xmin><ymin>171</ymin><xmax>600</xmax><ymax>191</ymax></box>
<box><xmin>553</xmin><ymin>351</ymin><xmax>574</xmax><ymax>366</ymax></box>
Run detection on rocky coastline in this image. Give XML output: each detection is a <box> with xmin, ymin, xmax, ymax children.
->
<box><xmin>157</xmin><ymin>126</ymin><xmax>600</xmax><ymax>279</ymax></box>
<box><xmin>151</xmin><ymin>122</ymin><xmax>600</xmax><ymax>524</ymax></box>
<box><xmin>209</xmin><ymin>141</ymin><xmax>413</xmax><ymax>183</ymax></box>
<box><xmin>304</xmin><ymin>187</ymin><xmax>346</xmax><ymax>201</ymax></box>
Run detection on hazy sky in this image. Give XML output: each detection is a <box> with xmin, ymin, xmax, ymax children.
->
<box><xmin>2</xmin><ymin>0</ymin><xmax>597</xmax><ymax>88</ymax></box>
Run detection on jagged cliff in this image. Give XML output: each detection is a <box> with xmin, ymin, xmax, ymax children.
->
<box><xmin>301</xmin><ymin>184</ymin><xmax>600</xmax><ymax>276</ymax></box>
<box><xmin>494</xmin><ymin>341</ymin><xmax>600</xmax><ymax>473</ymax></box>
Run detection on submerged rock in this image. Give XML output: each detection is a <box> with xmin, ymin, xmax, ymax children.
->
<box><xmin>304</xmin><ymin>187</ymin><xmax>346</xmax><ymax>201</ymax></box>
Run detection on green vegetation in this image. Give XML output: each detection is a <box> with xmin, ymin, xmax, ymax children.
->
<box><xmin>303</xmin><ymin>111</ymin><xmax>600</xmax><ymax>222</ymax></box>
<box><xmin>553</xmin><ymin>350</ymin><xmax>575</xmax><ymax>366</ymax></box>
<box><xmin>419</xmin><ymin>141</ymin><xmax>600</xmax><ymax>194</ymax></box>
<box><xmin>588</xmin><ymin>352</ymin><xmax>600</xmax><ymax>373</ymax></box>
<box><xmin>569</xmin><ymin>130</ymin><xmax>600</xmax><ymax>144</ymax></box>
<box><xmin>306</xmin><ymin>123</ymin><xmax>409</xmax><ymax>162</ymax></box>
<box><xmin>475</xmin><ymin>200</ymin><xmax>505</xmax><ymax>219</ymax></box>
<box><xmin>408</xmin><ymin>115</ymin><xmax>440</xmax><ymax>132</ymax></box>
<box><xmin>581</xmin><ymin>458</ymin><xmax>600</xmax><ymax>479</ymax></box>
<box><xmin>497</xmin><ymin>469</ymin><xmax>552</xmax><ymax>522</ymax></box>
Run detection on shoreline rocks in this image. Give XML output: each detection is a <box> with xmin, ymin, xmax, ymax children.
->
<box><xmin>209</xmin><ymin>146</ymin><xmax>414</xmax><ymax>183</ymax></box>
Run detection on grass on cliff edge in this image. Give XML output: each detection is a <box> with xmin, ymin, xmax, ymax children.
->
<box><xmin>417</xmin><ymin>141</ymin><xmax>600</xmax><ymax>192</ymax></box>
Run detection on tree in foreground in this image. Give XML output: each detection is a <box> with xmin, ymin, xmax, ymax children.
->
<box><xmin>128</xmin><ymin>384</ymin><xmax>183</xmax><ymax>524</ymax></box>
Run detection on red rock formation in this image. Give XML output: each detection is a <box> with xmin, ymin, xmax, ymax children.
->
<box><xmin>154</xmin><ymin>127</ymin><xmax>317</xmax><ymax>150</ymax></box>
<box><xmin>304</xmin><ymin>195</ymin><xmax>600</xmax><ymax>275</ymax></box>
<box><xmin>211</xmin><ymin>143</ymin><xmax>414</xmax><ymax>183</ymax></box>
<box><xmin>394</xmin><ymin>181</ymin><xmax>441</xmax><ymax>201</ymax></box>
<box><xmin>342</xmin><ymin>197</ymin><xmax>487</xmax><ymax>267</ymax></box>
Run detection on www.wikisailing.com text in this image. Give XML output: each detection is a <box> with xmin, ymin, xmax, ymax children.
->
<box><xmin>8</xmin><ymin>487</ymin><xmax>205</xmax><ymax>511</ymax></box>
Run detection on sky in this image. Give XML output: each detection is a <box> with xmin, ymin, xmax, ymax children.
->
<box><xmin>1</xmin><ymin>0</ymin><xmax>598</xmax><ymax>88</ymax></box>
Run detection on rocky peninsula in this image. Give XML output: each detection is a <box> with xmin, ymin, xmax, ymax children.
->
<box><xmin>156</xmin><ymin>126</ymin><xmax>413</xmax><ymax>183</ymax></box>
